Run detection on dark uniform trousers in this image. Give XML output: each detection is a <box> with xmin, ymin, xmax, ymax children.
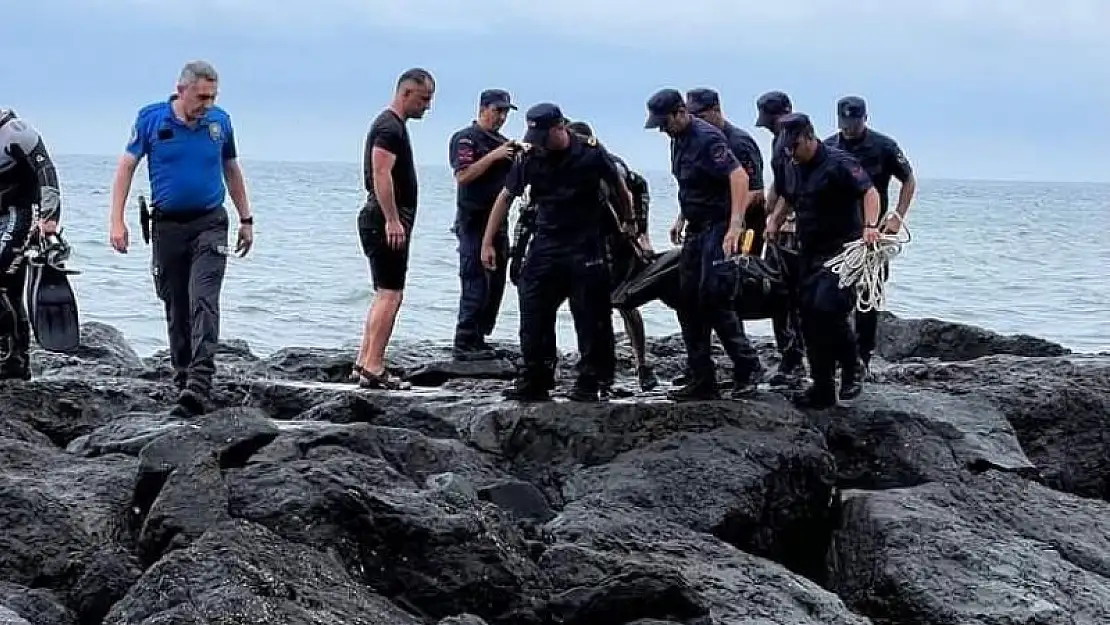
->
<box><xmin>679</xmin><ymin>219</ymin><xmax>760</xmax><ymax>383</ymax></box>
<box><xmin>797</xmin><ymin>251</ymin><xmax>857</xmax><ymax>390</ymax></box>
<box><xmin>151</xmin><ymin>207</ymin><xmax>229</xmax><ymax>393</ymax></box>
<box><xmin>854</xmin><ymin>259</ymin><xmax>889</xmax><ymax>363</ymax></box>
<box><xmin>517</xmin><ymin>233</ymin><xmax>614</xmax><ymax>390</ymax></box>
<box><xmin>455</xmin><ymin>222</ymin><xmax>508</xmax><ymax>347</ymax></box>
<box><xmin>769</xmin><ymin>232</ymin><xmax>806</xmax><ymax>372</ymax></box>
<box><xmin>0</xmin><ymin>202</ymin><xmax>33</xmax><ymax>378</ymax></box>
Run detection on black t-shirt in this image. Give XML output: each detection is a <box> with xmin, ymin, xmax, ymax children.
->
<box><xmin>363</xmin><ymin>109</ymin><xmax>417</xmax><ymax>226</ymax></box>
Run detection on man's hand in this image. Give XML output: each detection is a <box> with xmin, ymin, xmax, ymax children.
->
<box><xmin>881</xmin><ymin>213</ymin><xmax>902</xmax><ymax>234</ymax></box>
<box><xmin>110</xmin><ymin>219</ymin><xmax>129</xmax><ymax>254</ymax></box>
<box><xmin>722</xmin><ymin>224</ymin><xmax>744</xmax><ymax>256</ymax></box>
<box><xmin>481</xmin><ymin>241</ymin><xmax>497</xmax><ymax>270</ymax></box>
<box><xmin>492</xmin><ymin>143</ymin><xmax>516</xmax><ymax>160</ymax></box>
<box><xmin>385</xmin><ymin>218</ymin><xmax>407</xmax><ymax>250</ymax></box>
<box><xmin>669</xmin><ymin>216</ymin><xmax>685</xmax><ymax>245</ymax></box>
<box><xmin>863</xmin><ymin>226</ymin><xmax>880</xmax><ymax>244</ymax></box>
<box><xmin>765</xmin><ymin>215</ymin><xmax>779</xmax><ymax>239</ymax></box>
<box><xmin>236</xmin><ymin>222</ymin><xmax>254</xmax><ymax>257</ymax></box>
<box><xmin>38</xmin><ymin>219</ymin><xmax>58</xmax><ymax>236</ymax></box>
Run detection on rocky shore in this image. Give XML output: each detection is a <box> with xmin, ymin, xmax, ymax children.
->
<box><xmin>1</xmin><ymin>313</ymin><xmax>1108</xmax><ymax>625</ymax></box>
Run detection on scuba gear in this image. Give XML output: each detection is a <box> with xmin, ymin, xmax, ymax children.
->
<box><xmin>25</xmin><ymin>230</ymin><xmax>81</xmax><ymax>353</ymax></box>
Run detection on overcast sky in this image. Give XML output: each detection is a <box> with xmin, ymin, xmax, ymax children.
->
<box><xmin>7</xmin><ymin>0</ymin><xmax>1109</xmax><ymax>182</ymax></box>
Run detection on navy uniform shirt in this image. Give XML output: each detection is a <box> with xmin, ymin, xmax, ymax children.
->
<box><xmin>721</xmin><ymin>122</ymin><xmax>764</xmax><ymax>191</ymax></box>
<box><xmin>670</xmin><ymin>117</ymin><xmax>741</xmax><ymax>225</ymax></box>
<box><xmin>125</xmin><ymin>97</ymin><xmax>236</xmax><ymax>212</ymax></box>
<box><xmin>504</xmin><ymin>133</ymin><xmax>624</xmax><ymax>241</ymax></box>
<box><xmin>789</xmin><ymin>144</ymin><xmax>874</xmax><ymax>256</ymax></box>
<box><xmin>825</xmin><ymin>129</ymin><xmax>912</xmax><ymax>215</ymax></box>
<box><xmin>770</xmin><ymin>130</ymin><xmax>794</xmax><ymax>203</ymax></box>
<box><xmin>607</xmin><ymin>152</ymin><xmax>650</xmax><ymax>233</ymax></box>
<box><xmin>449</xmin><ymin>122</ymin><xmax>512</xmax><ymax>228</ymax></box>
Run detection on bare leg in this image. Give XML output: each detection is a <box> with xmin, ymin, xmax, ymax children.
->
<box><xmin>358</xmin><ymin>288</ymin><xmax>403</xmax><ymax>374</ymax></box>
<box><xmin>618</xmin><ymin>306</ymin><xmax>658</xmax><ymax>391</ymax></box>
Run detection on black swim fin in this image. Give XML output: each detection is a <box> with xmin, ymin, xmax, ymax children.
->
<box><xmin>28</xmin><ymin>262</ymin><xmax>81</xmax><ymax>353</ymax></box>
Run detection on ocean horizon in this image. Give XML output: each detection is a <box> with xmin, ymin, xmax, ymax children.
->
<box><xmin>47</xmin><ymin>153</ymin><xmax>1110</xmax><ymax>358</ymax></box>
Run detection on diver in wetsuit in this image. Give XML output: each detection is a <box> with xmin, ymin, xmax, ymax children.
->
<box><xmin>0</xmin><ymin>109</ymin><xmax>62</xmax><ymax>380</ymax></box>
<box><xmin>565</xmin><ymin>120</ymin><xmax>659</xmax><ymax>393</ymax></box>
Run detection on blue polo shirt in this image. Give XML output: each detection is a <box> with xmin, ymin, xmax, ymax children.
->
<box><xmin>125</xmin><ymin>97</ymin><xmax>236</xmax><ymax>212</ymax></box>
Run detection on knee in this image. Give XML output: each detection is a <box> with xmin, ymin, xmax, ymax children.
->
<box><xmin>375</xmin><ymin>288</ymin><xmax>403</xmax><ymax>306</ymax></box>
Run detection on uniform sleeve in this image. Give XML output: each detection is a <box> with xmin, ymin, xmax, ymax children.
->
<box><xmin>839</xmin><ymin>156</ymin><xmax>874</xmax><ymax>195</ymax></box>
<box><xmin>702</xmin><ymin>133</ymin><xmax>740</xmax><ymax>178</ymax></box>
<box><xmin>449</xmin><ymin>132</ymin><xmax>477</xmax><ymax>173</ymax></box>
<box><xmin>504</xmin><ymin>157</ymin><xmax>527</xmax><ymax>197</ymax></box>
<box><xmin>125</xmin><ymin>111</ymin><xmax>150</xmax><ymax>159</ymax></box>
<box><xmin>824</xmin><ymin>133</ymin><xmax>839</xmax><ymax>147</ymax></box>
<box><xmin>222</xmin><ymin>116</ymin><xmax>238</xmax><ymax>160</ymax></box>
<box><xmin>733</xmin><ymin>137</ymin><xmax>764</xmax><ymax>190</ymax></box>
<box><xmin>596</xmin><ymin>146</ymin><xmax>625</xmax><ymax>191</ymax></box>
<box><xmin>4</xmin><ymin>117</ymin><xmax>62</xmax><ymax>221</ymax></box>
<box><xmin>883</xmin><ymin>137</ymin><xmax>913</xmax><ymax>182</ymax></box>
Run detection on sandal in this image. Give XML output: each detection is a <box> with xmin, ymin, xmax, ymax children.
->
<box><xmin>348</xmin><ymin>364</ymin><xmax>367</xmax><ymax>383</ymax></box>
<box><xmin>358</xmin><ymin>368</ymin><xmax>411</xmax><ymax>391</ymax></box>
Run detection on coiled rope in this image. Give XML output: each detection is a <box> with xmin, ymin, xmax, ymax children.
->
<box><xmin>823</xmin><ymin>214</ymin><xmax>912</xmax><ymax>313</ymax></box>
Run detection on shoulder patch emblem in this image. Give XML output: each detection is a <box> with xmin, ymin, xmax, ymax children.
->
<box><xmin>208</xmin><ymin>122</ymin><xmax>222</xmax><ymax>141</ymax></box>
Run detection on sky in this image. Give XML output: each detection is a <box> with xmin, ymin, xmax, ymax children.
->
<box><xmin>5</xmin><ymin>1</ymin><xmax>1110</xmax><ymax>183</ymax></box>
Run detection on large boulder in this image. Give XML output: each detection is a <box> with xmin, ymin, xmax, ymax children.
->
<box><xmin>0</xmin><ymin>314</ymin><xmax>1104</xmax><ymax>625</ymax></box>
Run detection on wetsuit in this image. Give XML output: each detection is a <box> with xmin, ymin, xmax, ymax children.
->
<box><xmin>0</xmin><ymin>110</ymin><xmax>62</xmax><ymax>379</ymax></box>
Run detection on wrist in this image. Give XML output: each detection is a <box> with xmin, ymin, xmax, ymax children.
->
<box><xmin>239</xmin><ymin>215</ymin><xmax>253</xmax><ymax>225</ymax></box>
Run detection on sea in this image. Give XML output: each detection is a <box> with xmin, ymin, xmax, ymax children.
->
<box><xmin>54</xmin><ymin>154</ymin><xmax>1110</xmax><ymax>357</ymax></box>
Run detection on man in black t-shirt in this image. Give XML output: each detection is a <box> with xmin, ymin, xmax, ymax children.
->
<box><xmin>353</xmin><ymin>67</ymin><xmax>434</xmax><ymax>390</ymax></box>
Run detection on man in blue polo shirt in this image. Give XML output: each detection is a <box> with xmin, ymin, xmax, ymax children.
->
<box><xmin>108</xmin><ymin>60</ymin><xmax>254</xmax><ymax>416</ymax></box>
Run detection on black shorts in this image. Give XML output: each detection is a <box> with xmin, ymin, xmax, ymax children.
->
<box><xmin>358</xmin><ymin>206</ymin><xmax>411</xmax><ymax>291</ymax></box>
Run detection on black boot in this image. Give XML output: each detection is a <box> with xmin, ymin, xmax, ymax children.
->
<box><xmin>637</xmin><ymin>365</ymin><xmax>659</xmax><ymax>391</ymax></box>
<box><xmin>667</xmin><ymin>372</ymin><xmax>719</xmax><ymax>401</ymax></box>
<box><xmin>503</xmin><ymin>378</ymin><xmax>551</xmax><ymax>402</ymax></box>
<box><xmin>839</xmin><ymin>360</ymin><xmax>862</xmax><ymax>401</ymax></box>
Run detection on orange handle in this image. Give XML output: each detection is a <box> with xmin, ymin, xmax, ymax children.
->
<box><xmin>741</xmin><ymin>229</ymin><xmax>755</xmax><ymax>255</ymax></box>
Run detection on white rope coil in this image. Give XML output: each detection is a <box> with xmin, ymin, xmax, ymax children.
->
<box><xmin>823</xmin><ymin>215</ymin><xmax>912</xmax><ymax>313</ymax></box>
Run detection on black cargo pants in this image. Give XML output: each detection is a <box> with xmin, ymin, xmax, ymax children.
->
<box><xmin>151</xmin><ymin>207</ymin><xmax>228</xmax><ymax>394</ymax></box>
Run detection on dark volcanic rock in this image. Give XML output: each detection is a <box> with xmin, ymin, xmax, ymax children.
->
<box><xmin>831</xmin><ymin>471</ymin><xmax>1110</xmax><ymax>624</ymax></box>
<box><xmin>1</xmin><ymin>314</ymin><xmax>1106</xmax><ymax>624</ymax></box>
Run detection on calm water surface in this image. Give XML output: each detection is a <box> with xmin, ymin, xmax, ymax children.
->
<box><xmin>56</xmin><ymin>155</ymin><xmax>1109</xmax><ymax>356</ymax></box>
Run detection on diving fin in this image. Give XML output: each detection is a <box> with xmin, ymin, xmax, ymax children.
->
<box><xmin>26</xmin><ymin>235</ymin><xmax>81</xmax><ymax>353</ymax></box>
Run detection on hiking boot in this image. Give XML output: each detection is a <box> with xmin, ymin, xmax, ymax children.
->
<box><xmin>839</xmin><ymin>363</ymin><xmax>862</xmax><ymax>401</ymax></box>
<box><xmin>768</xmin><ymin>362</ymin><xmax>806</xmax><ymax>389</ymax></box>
<box><xmin>503</xmin><ymin>380</ymin><xmax>551</xmax><ymax>402</ymax></box>
<box><xmin>667</xmin><ymin>379</ymin><xmax>719</xmax><ymax>401</ymax></box>
<box><xmin>452</xmin><ymin>342</ymin><xmax>497</xmax><ymax>362</ymax></box>
<box><xmin>793</xmin><ymin>385</ymin><xmax>837</xmax><ymax>410</ymax></box>
<box><xmin>174</xmin><ymin>388</ymin><xmax>208</xmax><ymax>416</ymax></box>
<box><xmin>568</xmin><ymin>384</ymin><xmax>602</xmax><ymax>402</ymax></box>
<box><xmin>637</xmin><ymin>365</ymin><xmax>659</xmax><ymax>391</ymax></box>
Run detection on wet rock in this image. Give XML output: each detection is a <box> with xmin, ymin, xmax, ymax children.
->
<box><xmin>876</xmin><ymin>311</ymin><xmax>1070</xmax><ymax>361</ymax></box>
<box><xmin>831</xmin><ymin>471</ymin><xmax>1110</xmax><ymax>624</ymax></box>
<box><xmin>2</xmin><ymin>316</ymin><xmax>1107</xmax><ymax>625</ymax></box>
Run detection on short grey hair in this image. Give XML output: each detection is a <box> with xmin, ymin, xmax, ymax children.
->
<box><xmin>178</xmin><ymin>60</ymin><xmax>219</xmax><ymax>86</ymax></box>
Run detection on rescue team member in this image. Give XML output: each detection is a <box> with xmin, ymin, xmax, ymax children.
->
<box><xmin>109</xmin><ymin>61</ymin><xmax>253</xmax><ymax>415</ymax></box>
<box><xmin>480</xmin><ymin>103</ymin><xmax>635</xmax><ymax>402</ymax></box>
<box><xmin>566</xmin><ymin>120</ymin><xmax>659</xmax><ymax>394</ymax></box>
<box><xmin>767</xmin><ymin>113</ymin><xmax>880</xmax><ymax>409</ymax></box>
<box><xmin>0</xmin><ymin>109</ymin><xmax>62</xmax><ymax>380</ymax></box>
<box><xmin>448</xmin><ymin>89</ymin><xmax>519</xmax><ymax>360</ymax></box>
<box><xmin>353</xmin><ymin>67</ymin><xmax>435</xmax><ymax>390</ymax></box>
<box><xmin>683</xmin><ymin>88</ymin><xmax>806</xmax><ymax>388</ymax></box>
<box><xmin>825</xmin><ymin>96</ymin><xmax>916</xmax><ymax>376</ymax></box>
<box><xmin>644</xmin><ymin>88</ymin><xmax>761</xmax><ymax>401</ymax></box>
<box><xmin>756</xmin><ymin>90</ymin><xmax>807</xmax><ymax>388</ymax></box>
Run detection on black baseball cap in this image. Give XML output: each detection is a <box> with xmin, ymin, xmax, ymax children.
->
<box><xmin>686</xmin><ymin>88</ymin><xmax>720</xmax><ymax>115</ymax></box>
<box><xmin>644</xmin><ymin>88</ymin><xmax>685</xmax><ymax>128</ymax></box>
<box><xmin>837</xmin><ymin>95</ymin><xmax>867</xmax><ymax>129</ymax></box>
<box><xmin>778</xmin><ymin>112</ymin><xmax>814</xmax><ymax>144</ymax></box>
<box><xmin>523</xmin><ymin>102</ymin><xmax>566</xmax><ymax>145</ymax></box>
<box><xmin>756</xmin><ymin>90</ymin><xmax>792</xmax><ymax>128</ymax></box>
<box><xmin>480</xmin><ymin>89</ymin><xmax>517</xmax><ymax>110</ymax></box>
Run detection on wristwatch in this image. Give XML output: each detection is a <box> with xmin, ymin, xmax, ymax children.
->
<box><xmin>240</xmin><ymin>216</ymin><xmax>254</xmax><ymax>225</ymax></box>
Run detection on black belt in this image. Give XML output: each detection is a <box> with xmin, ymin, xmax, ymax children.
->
<box><xmin>150</xmin><ymin>205</ymin><xmax>222</xmax><ymax>223</ymax></box>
